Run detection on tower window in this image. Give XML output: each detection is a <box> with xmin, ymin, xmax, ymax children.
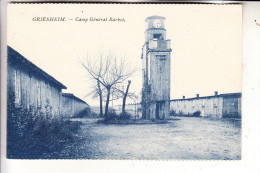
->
<box><xmin>153</xmin><ymin>34</ymin><xmax>163</xmax><ymax>40</ymax></box>
<box><xmin>156</xmin><ymin>55</ymin><xmax>166</xmax><ymax>60</ymax></box>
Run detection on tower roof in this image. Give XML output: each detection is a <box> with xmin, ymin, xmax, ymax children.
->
<box><xmin>145</xmin><ymin>16</ymin><xmax>166</xmax><ymax>22</ymax></box>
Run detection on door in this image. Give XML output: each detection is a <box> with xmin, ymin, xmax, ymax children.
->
<box><xmin>201</xmin><ymin>109</ymin><xmax>205</xmax><ymax>117</ymax></box>
<box><xmin>156</xmin><ymin>102</ymin><xmax>160</xmax><ymax>119</ymax></box>
<box><xmin>156</xmin><ymin>101</ymin><xmax>165</xmax><ymax>119</ymax></box>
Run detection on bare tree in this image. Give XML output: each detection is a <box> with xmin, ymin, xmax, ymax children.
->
<box><xmin>80</xmin><ymin>53</ymin><xmax>106</xmax><ymax>117</ymax></box>
<box><xmin>85</xmin><ymin>80</ymin><xmax>104</xmax><ymax>117</ymax></box>
<box><xmin>112</xmin><ymin>80</ymin><xmax>138</xmax><ymax>115</ymax></box>
<box><xmin>97</xmin><ymin>80</ymin><xmax>103</xmax><ymax>116</ymax></box>
<box><xmin>121</xmin><ymin>80</ymin><xmax>131</xmax><ymax>114</ymax></box>
<box><xmin>81</xmin><ymin>53</ymin><xmax>135</xmax><ymax>117</ymax></box>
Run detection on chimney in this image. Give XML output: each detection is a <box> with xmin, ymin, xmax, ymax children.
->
<box><xmin>182</xmin><ymin>96</ymin><xmax>185</xmax><ymax>99</ymax></box>
<box><xmin>215</xmin><ymin>91</ymin><xmax>218</xmax><ymax>96</ymax></box>
<box><xmin>196</xmin><ymin>94</ymin><xmax>199</xmax><ymax>98</ymax></box>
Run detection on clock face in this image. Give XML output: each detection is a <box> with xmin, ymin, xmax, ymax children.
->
<box><xmin>153</xmin><ymin>20</ymin><xmax>162</xmax><ymax>28</ymax></box>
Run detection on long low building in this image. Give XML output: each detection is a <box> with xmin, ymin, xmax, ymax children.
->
<box><xmin>8</xmin><ymin>46</ymin><xmax>89</xmax><ymax>118</ymax></box>
<box><xmin>8</xmin><ymin>46</ymin><xmax>67</xmax><ymax>117</ymax></box>
<box><xmin>62</xmin><ymin>93</ymin><xmax>89</xmax><ymax>117</ymax></box>
<box><xmin>170</xmin><ymin>92</ymin><xmax>241</xmax><ymax>118</ymax></box>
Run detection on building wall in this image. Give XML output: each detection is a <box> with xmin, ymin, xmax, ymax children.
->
<box><xmin>222</xmin><ymin>96</ymin><xmax>241</xmax><ymax>118</ymax></box>
<box><xmin>170</xmin><ymin>94</ymin><xmax>241</xmax><ymax>118</ymax></box>
<box><xmin>170</xmin><ymin>97</ymin><xmax>223</xmax><ymax>118</ymax></box>
<box><xmin>149</xmin><ymin>51</ymin><xmax>171</xmax><ymax>120</ymax></box>
<box><xmin>8</xmin><ymin>62</ymin><xmax>63</xmax><ymax>118</ymax></box>
<box><xmin>62</xmin><ymin>95</ymin><xmax>89</xmax><ymax>117</ymax></box>
<box><xmin>150</xmin><ymin>51</ymin><xmax>171</xmax><ymax>101</ymax></box>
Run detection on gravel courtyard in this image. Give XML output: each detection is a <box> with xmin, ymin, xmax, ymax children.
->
<box><xmin>60</xmin><ymin>117</ymin><xmax>241</xmax><ymax>160</ymax></box>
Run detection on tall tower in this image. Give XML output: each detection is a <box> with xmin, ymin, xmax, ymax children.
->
<box><xmin>141</xmin><ymin>16</ymin><xmax>172</xmax><ymax>120</ymax></box>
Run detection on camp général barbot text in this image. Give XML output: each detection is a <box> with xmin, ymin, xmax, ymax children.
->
<box><xmin>32</xmin><ymin>16</ymin><xmax>126</xmax><ymax>22</ymax></box>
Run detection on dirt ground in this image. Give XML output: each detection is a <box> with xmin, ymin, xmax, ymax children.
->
<box><xmin>59</xmin><ymin>117</ymin><xmax>241</xmax><ymax>160</ymax></box>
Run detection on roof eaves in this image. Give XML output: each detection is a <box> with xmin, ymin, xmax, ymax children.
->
<box><xmin>62</xmin><ymin>93</ymin><xmax>89</xmax><ymax>106</ymax></box>
<box><xmin>8</xmin><ymin>46</ymin><xmax>67</xmax><ymax>89</ymax></box>
<box><xmin>170</xmin><ymin>92</ymin><xmax>242</xmax><ymax>101</ymax></box>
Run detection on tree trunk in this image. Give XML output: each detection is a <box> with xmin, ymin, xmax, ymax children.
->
<box><xmin>141</xmin><ymin>89</ymin><xmax>146</xmax><ymax>119</ymax></box>
<box><xmin>104</xmin><ymin>87</ymin><xmax>111</xmax><ymax>117</ymax></box>
<box><xmin>97</xmin><ymin>81</ymin><xmax>103</xmax><ymax>117</ymax></box>
<box><xmin>122</xmin><ymin>80</ymin><xmax>131</xmax><ymax>114</ymax></box>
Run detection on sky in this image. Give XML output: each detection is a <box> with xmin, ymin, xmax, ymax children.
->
<box><xmin>7</xmin><ymin>4</ymin><xmax>242</xmax><ymax>106</ymax></box>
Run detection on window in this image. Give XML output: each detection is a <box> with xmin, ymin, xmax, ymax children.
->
<box><xmin>37</xmin><ymin>86</ymin><xmax>41</xmax><ymax>107</ymax></box>
<box><xmin>156</xmin><ymin>55</ymin><xmax>166</xmax><ymax>60</ymax></box>
<box><xmin>153</xmin><ymin>34</ymin><xmax>163</xmax><ymax>40</ymax></box>
<box><xmin>14</xmin><ymin>70</ymin><xmax>21</xmax><ymax>104</ymax></box>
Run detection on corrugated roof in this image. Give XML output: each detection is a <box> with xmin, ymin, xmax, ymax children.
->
<box><xmin>8</xmin><ymin>46</ymin><xmax>67</xmax><ymax>89</ymax></box>
<box><xmin>62</xmin><ymin>93</ymin><xmax>89</xmax><ymax>105</ymax></box>
<box><xmin>171</xmin><ymin>92</ymin><xmax>242</xmax><ymax>101</ymax></box>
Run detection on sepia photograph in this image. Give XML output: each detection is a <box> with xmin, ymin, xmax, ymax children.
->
<box><xmin>6</xmin><ymin>3</ymin><xmax>242</xmax><ymax>160</ymax></box>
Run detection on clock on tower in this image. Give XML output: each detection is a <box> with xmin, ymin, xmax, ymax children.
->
<box><xmin>153</xmin><ymin>19</ymin><xmax>162</xmax><ymax>28</ymax></box>
<box><xmin>141</xmin><ymin>16</ymin><xmax>172</xmax><ymax>120</ymax></box>
<box><xmin>144</xmin><ymin>16</ymin><xmax>166</xmax><ymax>41</ymax></box>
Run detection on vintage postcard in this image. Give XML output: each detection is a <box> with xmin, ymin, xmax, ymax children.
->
<box><xmin>6</xmin><ymin>3</ymin><xmax>242</xmax><ymax>160</ymax></box>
